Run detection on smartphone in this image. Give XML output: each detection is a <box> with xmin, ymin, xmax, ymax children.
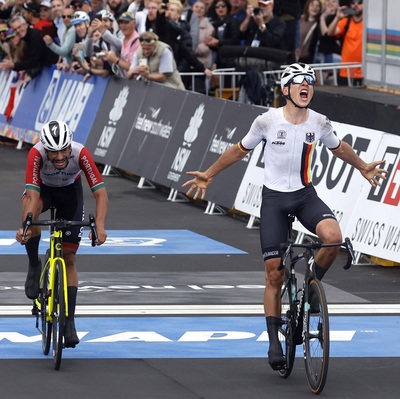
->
<box><xmin>253</xmin><ymin>7</ymin><xmax>260</xmax><ymax>15</ymax></box>
<box><xmin>343</xmin><ymin>7</ymin><xmax>357</xmax><ymax>15</ymax></box>
<box><xmin>95</xmin><ymin>51</ymin><xmax>106</xmax><ymax>57</ymax></box>
<box><xmin>139</xmin><ymin>58</ymin><xmax>148</xmax><ymax>66</ymax></box>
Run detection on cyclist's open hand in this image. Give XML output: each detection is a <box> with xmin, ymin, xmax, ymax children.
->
<box><xmin>182</xmin><ymin>171</ymin><xmax>213</xmax><ymax>200</ymax></box>
<box><xmin>361</xmin><ymin>160</ymin><xmax>388</xmax><ymax>187</ymax></box>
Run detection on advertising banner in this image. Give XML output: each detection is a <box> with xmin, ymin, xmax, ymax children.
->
<box><xmin>345</xmin><ymin>134</ymin><xmax>400</xmax><ymax>262</ymax></box>
<box><xmin>202</xmin><ymin>102</ymin><xmax>264</xmax><ymax>208</ymax></box>
<box><xmin>85</xmin><ymin>78</ymin><xmax>147</xmax><ymax>166</ymax></box>
<box><xmin>11</xmin><ymin>67</ymin><xmax>109</xmax><ymax>144</ymax></box>
<box><xmin>117</xmin><ymin>83</ymin><xmax>188</xmax><ymax>178</ymax></box>
<box><xmin>153</xmin><ymin>93</ymin><xmax>224</xmax><ymax>190</ymax></box>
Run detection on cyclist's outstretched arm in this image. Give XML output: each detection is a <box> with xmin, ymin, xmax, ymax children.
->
<box><xmin>330</xmin><ymin>140</ymin><xmax>388</xmax><ymax>187</ymax></box>
<box><xmin>92</xmin><ymin>187</ymin><xmax>108</xmax><ymax>245</ymax></box>
<box><xmin>182</xmin><ymin>142</ymin><xmax>251</xmax><ymax>200</ymax></box>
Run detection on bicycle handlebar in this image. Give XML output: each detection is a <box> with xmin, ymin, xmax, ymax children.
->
<box><xmin>22</xmin><ymin>212</ymin><xmax>98</xmax><ymax>247</ymax></box>
<box><xmin>278</xmin><ymin>237</ymin><xmax>356</xmax><ymax>271</ymax></box>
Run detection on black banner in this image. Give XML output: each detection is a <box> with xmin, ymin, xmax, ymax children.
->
<box><xmin>199</xmin><ymin>102</ymin><xmax>264</xmax><ymax>207</ymax></box>
<box><xmin>117</xmin><ymin>84</ymin><xmax>188</xmax><ymax>177</ymax></box>
<box><xmin>85</xmin><ymin>78</ymin><xmax>148</xmax><ymax>166</ymax></box>
<box><xmin>153</xmin><ymin>94</ymin><xmax>224</xmax><ymax>189</ymax></box>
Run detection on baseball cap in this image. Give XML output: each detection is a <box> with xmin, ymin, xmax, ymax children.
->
<box><xmin>40</xmin><ymin>1</ymin><xmax>51</xmax><ymax>8</ymax></box>
<box><xmin>118</xmin><ymin>11</ymin><xmax>135</xmax><ymax>22</ymax></box>
<box><xmin>5</xmin><ymin>29</ymin><xmax>15</xmax><ymax>40</ymax></box>
<box><xmin>23</xmin><ymin>2</ymin><xmax>41</xmax><ymax>13</ymax></box>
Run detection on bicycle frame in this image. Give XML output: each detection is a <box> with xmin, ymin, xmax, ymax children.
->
<box><xmin>23</xmin><ymin>206</ymin><xmax>97</xmax><ymax>370</ymax></box>
<box><xmin>36</xmin><ymin>229</ymin><xmax>69</xmax><ymax>324</ymax></box>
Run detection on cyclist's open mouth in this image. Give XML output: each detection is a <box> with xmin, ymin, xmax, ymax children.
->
<box><xmin>300</xmin><ymin>89</ymin><xmax>309</xmax><ymax>100</ymax></box>
<box><xmin>52</xmin><ymin>158</ymin><xmax>68</xmax><ymax>169</ymax></box>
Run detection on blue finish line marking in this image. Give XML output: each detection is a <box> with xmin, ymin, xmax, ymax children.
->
<box><xmin>0</xmin><ymin>230</ymin><xmax>247</xmax><ymax>255</ymax></box>
<box><xmin>0</xmin><ymin>316</ymin><xmax>398</xmax><ymax>359</ymax></box>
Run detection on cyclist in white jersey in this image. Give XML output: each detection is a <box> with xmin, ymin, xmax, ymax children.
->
<box><xmin>183</xmin><ymin>63</ymin><xmax>388</xmax><ymax>370</ymax></box>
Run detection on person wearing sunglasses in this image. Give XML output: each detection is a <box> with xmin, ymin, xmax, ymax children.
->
<box><xmin>126</xmin><ymin>31</ymin><xmax>185</xmax><ymax>90</ymax></box>
<box><xmin>43</xmin><ymin>6</ymin><xmax>76</xmax><ymax>67</ymax></box>
<box><xmin>182</xmin><ymin>62</ymin><xmax>387</xmax><ymax>371</ymax></box>
<box><xmin>326</xmin><ymin>0</ymin><xmax>363</xmax><ymax>86</ymax></box>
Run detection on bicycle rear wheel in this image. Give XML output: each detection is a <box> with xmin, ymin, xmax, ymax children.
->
<box><xmin>278</xmin><ymin>269</ymin><xmax>297</xmax><ymax>379</ymax></box>
<box><xmin>40</xmin><ymin>263</ymin><xmax>52</xmax><ymax>356</ymax></box>
<box><xmin>303</xmin><ymin>278</ymin><xmax>329</xmax><ymax>394</ymax></box>
<box><xmin>52</xmin><ymin>260</ymin><xmax>66</xmax><ymax>370</ymax></box>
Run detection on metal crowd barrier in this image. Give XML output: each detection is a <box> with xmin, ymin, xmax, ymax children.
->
<box><xmin>181</xmin><ymin>62</ymin><xmax>362</xmax><ymax>103</ymax></box>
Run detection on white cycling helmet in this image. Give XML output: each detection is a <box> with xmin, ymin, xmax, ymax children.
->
<box><xmin>280</xmin><ymin>63</ymin><xmax>316</xmax><ymax>90</ymax></box>
<box><xmin>71</xmin><ymin>11</ymin><xmax>90</xmax><ymax>25</ymax></box>
<box><xmin>40</xmin><ymin>120</ymin><xmax>72</xmax><ymax>151</ymax></box>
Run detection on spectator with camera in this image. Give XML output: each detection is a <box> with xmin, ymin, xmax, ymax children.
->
<box><xmin>240</xmin><ymin>0</ymin><xmax>285</xmax><ymax>49</ymax></box>
<box><xmin>126</xmin><ymin>30</ymin><xmax>185</xmax><ymax>90</ymax></box>
<box><xmin>326</xmin><ymin>0</ymin><xmax>363</xmax><ymax>86</ymax></box>
<box><xmin>91</xmin><ymin>11</ymin><xmax>140</xmax><ymax>77</ymax></box>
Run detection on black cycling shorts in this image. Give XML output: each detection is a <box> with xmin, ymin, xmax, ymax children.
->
<box><xmin>40</xmin><ymin>179</ymin><xmax>84</xmax><ymax>248</ymax></box>
<box><xmin>260</xmin><ymin>185</ymin><xmax>337</xmax><ymax>261</ymax></box>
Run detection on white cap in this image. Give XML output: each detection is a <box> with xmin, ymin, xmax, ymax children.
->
<box><xmin>40</xmin><ymin>1</ymin><xmax>51</xmax><ymax>8</ymax></box>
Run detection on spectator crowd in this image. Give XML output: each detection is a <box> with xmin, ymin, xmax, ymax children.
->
<box><xmin>0</xmin><ymin>0</ymin><xmax>364</xmax><ymax>95</ymax></box>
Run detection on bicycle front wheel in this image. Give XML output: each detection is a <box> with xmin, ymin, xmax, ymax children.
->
<box><xmin>52</xmin><ymin>260</ymin><xmax>66</xmax><ymax>370</ymax></box>
<box><xmin>303</xmin><ymin>278</ymin><xmax>329</xmax><ymax>394</ymax></box>
<box><xmin>278</xmin><ymin>268</ymin><xmax>297</xmax><ymax>379</ymax></box>
<box><xmin>40</xmin><ymin>264</ymin><xmax>52</xmax><ymax>356</ymax></box>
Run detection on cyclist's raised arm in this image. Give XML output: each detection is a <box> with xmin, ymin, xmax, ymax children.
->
<box><xmin>182</xmin><ymin>142</ymin><xmax>251</xmax><ymax>200</ymax></box>
<box><xmin>91</xmin><ymin>186</ymin><xmax>108</xmax><ymax>245</ymax></box>
<box><xmin>330</xmin><ymin>140</ymin><xmax>388</xmax><ymax>187</ymax></box>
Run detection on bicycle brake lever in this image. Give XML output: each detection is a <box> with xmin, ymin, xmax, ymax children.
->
<box><xmin>343</xmin><ymin>237</ymin><xmax>356</xmax><ymax>270</ymax></box>
<box><xmin>89</xmin><ymin>214</ymin><xmax>98</xmax><ymax>247</ymax></box>
<box><xmin>21</xmin><ymin>212</ymin><xmax>33</xmax><ymax>244</ymax></box>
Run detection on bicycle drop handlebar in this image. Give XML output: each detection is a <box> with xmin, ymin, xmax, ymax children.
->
<box><xmin>22</xmin><ymin>212</ymin><xmax>99</xmax><ymax>247</ymax></box>
<box><xmin>278</xmin><ymin>237</ymin><xmax>356</xmax><ymax>271</ymax></box>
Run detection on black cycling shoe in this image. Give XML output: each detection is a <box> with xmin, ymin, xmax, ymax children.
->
<box><xmin>25</xmin><ymin>259</ymin><xmax>42</xmax><ymax>300</ymax></box>
<box><xmin>64</xmin><ymin>319</ymin><xmax>80</xmax><ymax>348</ymax></box>
<box><xmin>268</xmin><ymin>343</ymin><xmax>286</xmax><ymax>370</ymax></box>
<box><xmin>309</xmin><ymin>292</ymin><xmax>320</xmax><ymax>314</ymax></box>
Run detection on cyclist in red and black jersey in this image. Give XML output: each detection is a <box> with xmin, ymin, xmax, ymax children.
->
<box><xmin>15</xmin><ymin>120</ymin><xmax>108</xmax><ymax>348</ymax></box>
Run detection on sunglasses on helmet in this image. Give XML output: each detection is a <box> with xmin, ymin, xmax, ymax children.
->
<box><xmin>290</xmin><ymin>74</ymin><xmax>315</xmax><ymax>85</ymax></box>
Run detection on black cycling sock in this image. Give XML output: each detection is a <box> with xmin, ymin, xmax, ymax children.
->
<box><xmin>315</xmin><ymin>263</ymin><xmax>327</xmax><ymax>281</ymax></box>
<box><xmin>25</xmin><ymin>235</ymin><xmax>41</xmax><ymax>267</ymax></box>
<box><xmin>266</xmin><ymin>316</ymin><xmax>282</xmax><ymax>351</ymax></box>
<box><xmin>67</xmin><ymin>286</ymin><xmax>78</xmax><ymax>320</ymax></box>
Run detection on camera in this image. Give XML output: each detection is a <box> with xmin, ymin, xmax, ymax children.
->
<box><xmin>342</xmin><ymin>7</ymin><xmax>357</xmax><ymax>15</ymax></box>
<box><xmin>253</xmin><ymin>7</ymin><xmax>261</xmax><ymax>15</ymax></box>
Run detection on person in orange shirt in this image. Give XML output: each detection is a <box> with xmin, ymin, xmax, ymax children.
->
<box><xmin>326</xmin><ymin>0</ymin><xmax>363</xmax><ymax>86</ymax></box>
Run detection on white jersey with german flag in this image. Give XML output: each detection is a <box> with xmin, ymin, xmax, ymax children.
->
<box><xmin>241</xmin><ymin>107</ymin><xmax>340</xmax><ymax>192</ymax></box>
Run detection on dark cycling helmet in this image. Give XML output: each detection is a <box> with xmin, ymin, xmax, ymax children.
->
<box><xmin>280</xmin><ymin>62</ymin><xmax>316</xmax><ymax>90</ymax></box>
<box><xmin>40</xmin><ymin>120</ymin><xmax>72</xmax><ymax>151</ymax></box>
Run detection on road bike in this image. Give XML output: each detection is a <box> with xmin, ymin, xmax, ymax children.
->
<box><xmin>22</xmin><ymin>206</ymin><xmax>98</xmax><ymax>370</ymax></box>
<box><xmin>276</xmin><ymin>215</ymin><xmax>356</xmax><ymax>394</ymax></box>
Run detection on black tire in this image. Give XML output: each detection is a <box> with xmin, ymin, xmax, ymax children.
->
<box><xmin>40</xmin><ymin>263</ymin><xmax>52</xmax><ymax>356</ymax></box>
<box><xmin>52</xmin><ymin>260</ymin><xmax>66</xmax><ymax>370</ymax></box>
<box><xmin>303</xmin><ymin>278</ymin><xmax>329</xmax><ymax>394</ymax></box>
<box><xmin>278</xmin><ymin>268</ymin><xmax>297</xmax><ymax>379</ymax></box>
